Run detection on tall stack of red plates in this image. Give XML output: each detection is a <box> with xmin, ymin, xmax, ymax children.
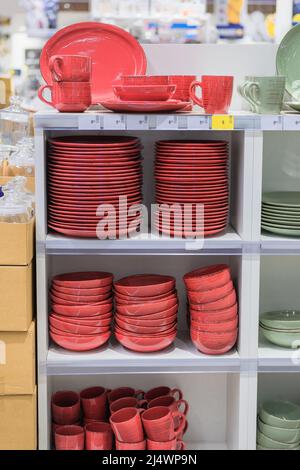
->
<box><xmin>154</xmin><ymin>140</ymin><xmax>229</xmax><ymax>238</ymax></box>
<box><xmin>49</xmin><ymin>271</ymin><xmax>113</xmax><ymax>351</ymax></box>
<box><xmin>114</xmin><ymin>274</ymin><xmax>178</xmax><ymax>352</ymax></box>
<box><xmin>184</xmin><ymin>264</ymin><xmax>238</xmax><ymax>355</ymax></box>
<box><xmin>47</xmin><ymin>136</ymin><xmax>143</xmax><ymax>238</ymax></box>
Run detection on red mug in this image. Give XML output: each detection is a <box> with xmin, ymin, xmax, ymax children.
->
<box><xmin>38</xmin><ymin>82</ymin><xmax>91</xmax><ymax>113</ymax></box>
<box><xmin>169</xmin><ymin>75</ymin><xmax>196</xmax><ymax>102</ymax></box>
<box><xmin>80</xmin><ymin>386</ymin><xmax>108</xmax><ymax>420</ymax></box>
<box><xmin>107</xmin><ymin>387</ymin><xmax>144</xmax><ymax>403</ymax></box>
<box><xmin>142</xmin><ymin>406</ymin><xmax>186</xmax><ymax>442</ymax></box>
<box><xmin>190</xmin><ymin>75</ymin><xmax>233</xmax><ymax>114</ymax></box>
<box><xmin>147</xmin><ymin>438</ymin><xmax>186</xmax><ymax>450</ymax></box>
<box><xmin>109</xmin><ymin>407</ymin><xmax>144</xmax><ymax>443</ymax></box>
<box><xmin>85</xmin><ymin>422</ymin><xmax>113</xmax><ymax>450</ymax></box>
<box><xmin>145</xmin><ymin>386</ymin><xmax>183</xmax><ymax>402</ymax></box>
<box><xmin>110</xmin><ymin>397</ymin><xmax>147</xmax><ymax>414</ymax></box>
<box><xmin>51</xmin><ymin>390</ymin><xmax>80</xmax><ymax>425</ymax></box>
<box><xmin>116</xmin><ymin>439</ymin><xmax>147</xmax><ymax>450</ymax></box>
<box><xmin>148</xmin><ymin>395</ymin><xmax>189</xmax><ymax>417</ymax></box>
<box><xmin>49</xmin><ymin>54</ymin><xmax>92</xmax><ymax>82</ymax></box>
<box><xmin>55</xmin><ymin>425</ymin><xmax>84</xmax><ymax>450</ymax></box>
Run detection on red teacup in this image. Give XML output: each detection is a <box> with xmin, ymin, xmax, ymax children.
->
<box><xmin>80</xmin><ymin>386</ymin><xmax>108</xmax><ymax>420</ymax></box>
<box><xmin>147</xmin><ymin>438</ymin><xmax>186</xmax><ymax>450</ymax></box>
<box><xmin>190</xmin><ymin>76</ymin><xmax>233</xmax><ymax>114</ymax></box>
<box><xmin>38</xmin><ymin>82</ymin><xmax>91</xmax><ymax>112</ymax></box>
<box><xmin>142</xmin><ymin>406</ymin><xmax>186</xmax><ymax>442</ymax></box>
<box><xmin>85</xmin><ymin>422</ymin><xmax>113</xmax><ymax>450</ymax></box>
<box><xmin>107</xmin><ymin>387</ymin><xmax>144</xmax><ymax>403</ymax></box>
<box><xmin>110</xmin><ymin>407</ymin><xmax>144</xmax><ymax>443</ymax></box>
<box><xmin>148</xmin><ymin>395</ymin><xmax>189</xmax><ymax>417</ymax></box>
<box><xmin>169</xmin><ymin>76</ymin><xmax>196</xmax><ymax>106</ymax></box>
<box><xmin>110</xmin><ymin>397</ymin><xmax>147</xmax><ymax>414</ymax></box>
<box><xmin>145</xmin><ymin>386</ymin><xmax>182</xmax><ymax>402</ymax></box>
<box><xmin>51</xmin><ymin>390</ymin><xmax>80</xmax><ymax>425</ymax></box>
<box><xmin>49</xmin><ymin>54</ymin><xmax>92</xmax><ymax>82</ymax></box>
<box><xmin>55</xmin><ymin>425</ymin><xmax>84</xmax><ymax>450</ymax></box>
<box><xmin>116</xmin><ymin>439</ymin><xmax>147</xmax><ymax>450</ymax></box>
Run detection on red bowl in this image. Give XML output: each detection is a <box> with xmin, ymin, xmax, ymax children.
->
<box><xmin>190</xmin><ymin>316</ymin><xmax>238</xmax><ymax>333</ymax></box>
<box><xmin>49</xmin><ymin>316</ymin><xmax>111</xmax><ymax>335</ymax></box>
<box><xmin>114</xmin><ymin>84</ymin><xmax>176</xmax><ymax>102</ymax></box>
<box><xmin>114</xmin><ymin>289</ymin><xmax>176</xmax><ymax>302</ymax></box>
<box><xmin>115</xmin><ymin>312</ymin><xmax>177</xmax><ymax>326</ymax></box>
<box><xmin>120</xmin><ymin>75</ymin><xmax>170</xmax><ymax>85</ymax></box>
<box><xmin>190</xmin><ymin>328</ymin><xmax>238</xmax><ymax>355</ymax></box>
<box><xmin>114</xmin><ymin>274</ymin><xmax>175</xmax><ymax>297</ymax></box>
<box><xmin>115</xmin><ymin>317</ymin><xmax>176</xmax><ymax>334</ymax></box>
<box><xmin>51</xmin><ymin>285</ymin><xmax>112</xmax><ymax>296</ymax></box>
<box><xmin>189</xmin><ymin>289</ymin><xmax>236</xmax><ymax>311</ymax></box>
<box><xmin>187</xmin><ymin>280</ymin><xmax>233</xmax><ymax>304</ymax></box>
<box><xmin>116</xmin><ymin>298</ymin><xmax>178</xmax><ymax>316</ymax></box>
<box><xmin>50</xmin><ymin>330</ymin><xmax>111</xmax><ymax>351</ymax></box>
<box><xmin>50</xmin><ymin>324</ymin><xmax>109</xmax><ymax>337</ymax></box>
<box><xmin>115</xmin><ymin>324</ymin><xmax>177</xmax><ymax>338</ymax></box>
<box><xmin>183</xmin><ymin>264</ymin><xmax>231</xmax><ymax>290</ymax></box>
<box><xmin>53</xmin><ymin>272</ymin><xmax>113</xmax><ymax>288</ymax></box>
<box><xmin>115</xmin><ymin>331</ymin><xmax>176</xmax><ymax>353</ymax></box>
<box><xmin>50</xmin><ymin>288</ymin><xmax>111</xmax><ymax>304</ymax></box>
<box><xmin>189</xmin><ymin>303</ymin><xmax>238</xmax><ymax>323</ymax></box>
<box><xmin>115</xmin><ymin>292</ymin><xmax>177</xmax><ymax>306</ymax></box>
<box><xmin>50</xmin><ymin>312</ymin><xmax>112</xmax><ymax>326</ymax></box>
<box><xmin>52</xmin><ymin>302</ymin><xmax>113</xmax><ymax>317</ymax></box>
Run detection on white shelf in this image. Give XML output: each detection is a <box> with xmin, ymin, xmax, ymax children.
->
<box><xmin>260</xmin><ymin>232</ymin><xmax>300</xmax><ymax>253</ymax></box>
<box><xmin>258</xmin><ymin>335</ymin><xmax>300</xmax><ymax>372</ymax></box>
<box><xmin>46</xmin><ymin>332</ymin><xmax>240</xmax><ymax>375</ymax></box>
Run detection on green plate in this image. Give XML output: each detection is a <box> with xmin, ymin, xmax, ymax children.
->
<box><xmin>260</xmin><ymin>401</ymin><xmax>300</xmax><ymax>429</ymax></box>
<box><xmin>262</xmin><ymin>192</ymin><xmax>300</xmax><ymax>207</ymax></box>
<box><xmin>277</xmin><ymin>24</ymin><xmax>300</xmax><ymax>98</ymax></box>
<box><xmin>262</xmin><ymin>224</ymin><xmax>300</xmax><ymax>236</ymax></box>
<box><xmin>262</xmin><ymin>209</ymin><xmax>300</xmax><ymax>220</ymax></box>
<box><xmin>257</xmin><ymin>430</ymin><xmax>300</xmax><ymax>449</ymax></box>
<box><xmin>286</xmin><ymin>102</ymin><xmax>300</xmax><ymax>112</ymax></box>
<box><xmin>260</xmin><ymin>325</ymin><xmax>300</xmax><ymax>348</ymax></box>
<box><xmin>258</xmin><ymin>418</ymin><xmax>300</xmax><ymax>443</ymax></box>
<box><xmin>262</xmin><ymin>216</ymin><xmax>300</xmax><ymax>227</ymax></box>
<box><xmin>260</xmin><ymin>310</ymin><xmax>300</xmax><ymax>329</ymax></box>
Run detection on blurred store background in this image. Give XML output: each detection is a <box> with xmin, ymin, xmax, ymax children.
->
<box><xmin>0</xmin><ymin>0</ymin><xmax>297</xmax><ymax>110</ymax></box>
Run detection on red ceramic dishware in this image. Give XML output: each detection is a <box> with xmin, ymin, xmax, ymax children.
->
<box><xmin>51</xmin><ymin>312</ymin><xmax>112</xmax><ymax>325</ymax></box>
<box><xmin>38</xmin><ymin>82</ymin><xmax>91</xmax><ymax>112</ymax></box>
<box><xmin>190</xmin><ymin>328</ymin><xmax>238</xmax><ymax>355</ymax></box>
<box><xmin>184</xmin><ymin>264</ymin><xmax>231</xmax><ymax>291</ymax></box>
<box><xmin>49</xmin><ymin>135</ymin><xmax>141</xmax><ymax>148</ymax></box>
<box><xmin>113</xmin><ymin>84</ymin><xmax>176</xmax><ymax>102</ymax></box>
<box><xmin>115</xmin><ymin>324</ymin><xmax>177</xmax><ymax>338</ymax></box>
<box><xmin>120</xmin><ymin>75</ymin><xmax>169</xmax><ymax>85</ymax></box>
<box><xmin>190</xmin><ymin>303</ymin><xmax>238</xmax><ymax>323</ymax></box>
<box><xmin>141</xmin><ymin>406</ymin><xmax>186</xmax><ymax>441</ymax></box>
<box><xmin>49</xmin><ymin>316</ymin><xmax>110</xmax><ymax>335</ymax></box>
<box><xmin>110</xmin><ymin>397</ymin><xmax>147</xmax><ymax>414</ymax></box>
<box><xmin>53</xmin><ymin>271</ymin><xmax>113</xmax><ymax>288</ymax></box>
<box><xmin>115</xmin><ymin>440</ymin><xmax>147</xmax><ymax>450</ymax></box>
<box><xmin>145</xmin><ymin>386</ymin><xmax>182</xmax><ymax>402</ymax></box>
<box><xmin>55</xmin><ymin>425</ymin><xmax>84</xmax><ymax>450</ymax></box>
<box><xmin>109</xmin><ymin>407</ymin><xmax>144</xmax><ymax>443</ymax></box>
<box><xmin>107</xmin><ymin>387</ymin><xmax>144</xmax><ymax>403</ymax></box>
<box><xmin>115</xmin><ymin>291</ymin><xmax>177</xmax><ymax>304</ymax></box>
<box><xmin>50</xmin><ymin>324</ymin><xmax>110</xmax><ymax>337</ymax></box>
<box><xmin>169</xmin><ymin>76</ymin><xmax>196</xmax><ymax>102</ymax></box>
<box><xmin>50</xmin><ymin>330</ymin><xmax>111</xmax><ymax>351</ymax></box>
<box><xmin>85</xmin><ymin>422</ymin><xmax>113</xmax><ymax>450</ymax></box>
<box><xmin>115</xmin><ymin>331</ymin><xmax>176</xmax><ymax>353</ymax></box>
<box><xmin>118</xmin><ymin>304</ymin><xmax>178</xmax><ymax>320</ymax></box>
<box><xmin>52</xmin><ymin>420</ymin><xmax>80</xmax><ymax>440</ymax></box>
<box><xmin>115</xmin><ymin>274</ymin><xmax>175</xmax><ymax>297</ymax></box>
<box><xmin>52</xmin><ymin>390</ymin><xmax>80</xmax><ymax>425</ymax></box>
<box><xmin>187</xmin><ymin>280</ymin><xmax>233</xmax><ymax>304</ymax></box>
<box><xmin>147</xmin><ymin>438</ymin><xmax>186</xmax><ymax>451</ymax></box>
<box><xmin>189</xmin><ymin>289</ymin><xmax>237</xmax><ymax>311</ymax></box>
<box><xmin>148</xmin><ymin>395</ymin><xmax>189</xmax><ymax>417</ymax></box>
<box><xmin>49</xmin><ymin>54</ymin><xmax>92</xmax><ymax>82</ymax></box>
<box><xmin>80</xmin><ymin>386</ymin><xmax>108</xmax><ymax>420</ymax></box>
<box><xmin>190</xmin><ymin>316</ymin><xmax>238</xmax><ymax>333</ymax></box>
<box><xmin>101</xmin><ymin>100</ymin><xmax>190</xmax><ymax>113</ymax></box>
<box><xmin>52</xmin><ymin>301</ymin><xmax>113</xmax><ymax>317</ymax></box>
<box><xmin>50</xmin><ymin>289</ymin><xmax>111</xmax><ymax>304</ymax></box>
<box><xmin>116</xmin><ymin>312</ymin><xmax>177</xmax><ymax>327</ymax></box>
<box><xmin>116</xmin><ymin>297</ymin><xmax>178</xmax><ymax>316</ymax></box>
<box><xmin>115</xmin><ymin>318</ymin><xmax>176</xmax><ymax>335</ymax></box>
<box><xmin>52</xmin><ymin>285</ymin><xmax>111</xmax><ymax>296</ymax></box>
<box><xmin>189</xmin><ymin>75</ymin><xmax>233</xmax><ymax>114</ymax></box>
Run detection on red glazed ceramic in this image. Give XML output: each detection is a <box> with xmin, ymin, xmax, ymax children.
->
<box><xmin>147</xmin><ymin>438</ymin><xmax>186</xmax><ymax>450</ymax></box>
<box><xmin>51</xmin><ymin>313</ymin><xmax>112</xmax><ymax>327</ymax></box>
<box><xmin>183</xmin><ymin>264</ymin><xmax>231</xmax><ymax>290</ymax></box>
<box><xmin>116</xmin><ymin>297</ymin><xmax>178</xmax><ymax>316</ymax></box>
<box><xmin>80</xmin><ymin>386</ymin><xmax>108</xmax><ymax>420</ymax></box>
<box><xmin>49</xmin><ymin>54</ymin><xmax>91</xmax><ymax>82</ymax></box>
<box><xmin>114</xmin><ymin>84</ymin><xmax>176</xmax><ymax>102</ymax></box>
<box><xmin>101</xmin><ymin>100</ymin><xmax>190</xmax><ymax>113</ymax></box>
<box><xmin>115</xmin><ymin>331</ymin><xmax>176</xmax><ymax>353</ymax></box>
<box><xmin>49</xmin><ymin>316</ymin><xmax>110</xmax><ymax>335</ymax></box>
<box><xmin>109</xmin><ymin>407</ymin><xmax>144</xmax><ymax>443</ymax></box>
<box><xmin>55</xmin><ymin>425</ymin><xmax>84</xmax><ymax>450</ymax></box>
<box><xmin>190</xmin><ymin>303</ymin><xmax>238</xmax><ymax>323</ymax></box>
<box><xmin>187</xmin><ymin>280</ymin><xmax>233</xmax><ymax>304</ymax></box>
<box><xmin>51</xmin><ymin>289</ymin><xmax>111</xmax><ymax>304</ymax></box>
<box><xmin>53</xmin><ymin>272</ymin><xmax>113</xmax><ymax>288</ymax></box>
<box><xmin>148</xmin><ymin>396</ymin><xmax>189</xmax><ymax>417</ymax></box>
<box><xmin>145</xmin><ymin>386</ymin><xmax>183</xmax><ymax>402</ymax></box>
<box><xmin>169</xmin><ymin>76</ymin><xmax>196</xmax><ymax>102</ymax></box>
<box><xmin>142</xmin><ymin>406</ymin><xmax>186</xmax><ymax>441</ymax></box>
<box><xmin>110</xmin><ymin>397</ymin><xmax>147</xmax><ymax>414</ymax></box>
<box><xmin>189</xmin><ymin>289</ymin><xmax>237</xmax><ymax>311</ymax></box>
<box><xmin>52</xmin><ymin>391</ymin><xmax>80</xmax><ymax>425</ymax></box>
<box><xmin>190</xmin><ymin>76</ymin><xmax>233</xmax><ymax>114</ymax></box>
<box><xmin>190</xmin><ymin>316</ymin><xmax>238</xmax><ymax>333</ymax></box>
<box><xmin>115</xmin><ymin>318</ymin><xmax>176</xmax><ymax>335</ymax></box>
<box><xmin>52</xmin><ymin>285</ymin><xmax>111</xmax><ymax>296</ymax></box>
<box><xmin>85</xmin><ymin>422</ymin><xmax>113</xmax><ymax>450</ymax></box>
<box><xmin>116</xmin><ymin>312</ymin><xmax>177</xmax><ymax>327</ymax></box>
<box><xmin>38</xmin><ymin>82</ymin><xmax>91</xmax><ymax>112</ymax></box>
<box><xmin>52</xmin><ymin>302</ymin><xmax>113</xmax><ymax>317</ymax></box>
<box><xmin>50</xmin><ymin>330</ymin><xmax>110</xmax><ymax>351</ymax></box>
<box><xmin>190</xmin><ymin>328</ymin><xmax>238</xmax><ymax>355</ymax></box>
<box><xmin>120</xmin><ymin>75</ymin><xmax>169</xmax><ymax>85</ymax></box>
<box><xmin>108</xmin><ymin>387</ymin><xmax>144</xmax><ymax>403</ymax></box>
<box><xmin>115</xmin><ymin>439</ymin><xmax>147</xmax><ymax>450</ymax></box>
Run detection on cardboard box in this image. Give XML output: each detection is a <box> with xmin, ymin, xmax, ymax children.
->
<box><xmin>0</xmin><ymin>263</ymin><xmax>34</xmax><ymax>331</ymax></box>
<box><xmin>0</xmin><ymin>387</ymin><xmax>37</xmax><ymax>449</ymax></box>
<box><xmin>0</xmin><ymin>322</ymin><xmax>35</xmax><ymax>395</ymax></box>
<box><xmin>0</xmin><ymin>218</ymin><xmax>34</xmax><ymax>266</ymax></box>
<box><xmin>0</xmin><ymin>176</ymin><xmax>35</xmax><ymax>193</ymax></box>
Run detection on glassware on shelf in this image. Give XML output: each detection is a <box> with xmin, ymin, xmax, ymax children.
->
<box><xmin>0</xmin><ymin>176</ymin><xmax>35</xmax><ymax>223</ymax></box>
<box><xmin>0</xmin><ymin>96</ymin><xmax>30</xmax><ymax>146</ymax></box>
<box><xmin>8</xmin><ymin>139</ymin><xmax>35</xmax><ymax>177</ymax></box>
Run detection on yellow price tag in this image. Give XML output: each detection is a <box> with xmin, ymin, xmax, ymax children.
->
<box><xmin>211</xmin><ymin>115</ymin><xmax>234</xmax><ymax>130</ymax></box>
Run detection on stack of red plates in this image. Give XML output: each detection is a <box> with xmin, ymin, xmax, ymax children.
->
<box><xmin>184</xmin><ymin>264</ymin><xmax>238</xmax><ymax>355</ymax></box>
<box><xmin>49</xmin><ymin>271</ymin><xmax>113</xmax><ymax>351</ymax></box>
<box><xmin>154</xmin><ymin>140</ymin><xmax>229</xmax><ymax>237</ymax></box>
<box><xmin>114</xmin><ymin>274</ymin><xmax>178</xmax><ymax>352</ymax></box>
<box><xmin>47</xmin><ymin>136</ymin><xmax>143</xmax><ymax>238</ymax></box>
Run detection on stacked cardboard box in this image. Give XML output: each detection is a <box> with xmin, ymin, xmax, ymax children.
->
<box><xmin>0</xmin><ymin>219</ymin><xmax>36</xmax><ymax>449</ymax></box>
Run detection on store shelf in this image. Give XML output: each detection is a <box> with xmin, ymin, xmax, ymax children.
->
<box><xmin>45</xmin><ymin>332</ymin><xmax>240</xmax><ymax>375</ymax></box>
<box><xmin>260</xmin><ymin>232</ymin><xmax>300</xmax><ymax>254</ymax></box>
<box><xmin>258</xmin><ymin>335</ymin><xmax>300</xmax><ymax>372</ymax></box>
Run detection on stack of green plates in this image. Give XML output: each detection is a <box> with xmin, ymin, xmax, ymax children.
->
<box><xmin>257</xmin><ymin>401</ymin><xmax>300</xmax><ymax>450</ymax></box>
<box><xmin>262</xmin><ymin>192</ymin><xmax>300</xmax><ymax>236</ymax></box>
<box><xmin>260</xmin><ymin>310</ymin><xmax>300</xmax><ymax>348</ymax></box>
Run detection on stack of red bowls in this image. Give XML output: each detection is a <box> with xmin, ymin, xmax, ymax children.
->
<box><xmin>154</xmin><ymin>140</ymin><xmax>229</xmax><ymax>238</ymax></box>
<box><xmin>47</xmin><ymin>135</ymin><xmax>143</xmax><ymax>238</ymax></box>
<box><xmin>49</xmin><ymin>271</ymin><xmax>113</xmax><ymax>351</ymax></box>
<box><xmin>114</xmin><ymin>274</ymin><xmax>178</xmax><ymax>352</ymax></box>
<box><xmin>184</xmin><ymin>264</ymin><xmax>238</xmax><ymax>355</ymax></box>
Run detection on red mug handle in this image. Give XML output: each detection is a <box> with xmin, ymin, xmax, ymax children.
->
<box><xmin>172</xmin><ymin>411</ymin><xmax>186</xmax><ymax>438</ymax></box>
<box><xmin>176</xmin><ymin>440</ymin><xmax>186</xmax><ymax>451</ymax></box>
<box><xmin>135</xmin><ymin>389</ymin><xmax>145</xmax><ymax>399</ymax></box>
<box><xmin>170</xmin><ymin>388</ymin><xmax>183</xmax><ymax>400</ymax></box>
<box><xmin>38</xmin><ymin>85</ymin><xmax>54</xmax><ymax>107</ymax></box>
<box><xmin>138</xmin><ymin>399</ymin><xmax>148</xmax><ymax>409</ymax></box>
<box><xmin>189</xmin><ymin>80</ymin><xmax>204</xmax><ymax>108</ymax></box>
<box><xmin>176</xmin><ymin>399</ymin><xmax>189</xmax><ymax>416</ymax></box>
<box><xmin>49</xmin><ymin>56</ymin><xmax>64</xmax><ymax>81</ymax></box>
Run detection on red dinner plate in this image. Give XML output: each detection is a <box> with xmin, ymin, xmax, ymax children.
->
<box><xmin>155</xmin><ymin>176</ymin><xmax>227</xmax><ymax>183</ymax></box>
<box><xmin>49</xmin><ymin>136</ymin><xmax>140</xmax><ymax>148</ymax></box>
<box><xmin>41</xmin><ymin>23</ymin><xmax>147</xmax><ymax>103</ymax></box>
<box><xmin>100</xmin><ymin>100</ymin><xmax>190</xmax><ymax>113</ymax></box>
<box><xmin>48</xmin><ymin>161</ymin><xmax>142</xmax><ymax>170</ymax></box>
<box><xmin>156</xmin><ymin>140</ymin><xmax>228</xmax><ymax>146</ymax></box>
<box><xmin>48</xmin><ymin>168</ymin><xmax>142</xmax><ymax>178</ymax></box>
<box><xmin>48</xmin><ymin>223</ymin><xmax>140</xmax><ymax>238</ymax></box>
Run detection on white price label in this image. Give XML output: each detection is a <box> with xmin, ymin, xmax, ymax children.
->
<box><xmin>283</xmin><ymin>115</ymin><xmax>300</xmax><ymax>131</ymax></box>
<box><xmin>103</xmin><ymin>114</ymin><xmax>126</xmax><ymax>130</ymax></box>
<box><xmin>157</xmin><ymin>115</ymin><xmax>179</xmax><ymax>130</ymax></box>
<box><xmin>127</xmin><ymin>115</ymin><xmax>149</xmax><ymax>130</ymax></box>
<box><xmin>78</xmin><ymin>114</ymin><xmax>101</xmax><ymax>130</ymax></box>
<box><xmin>187</xmin><ymin>115</ymin><xmax>209</xmax><ymax>130</ymax></box>
<box><xmin>261</xmin><ymin>115</ymin><xmax>283</xmax><ymax>131</ymax></box>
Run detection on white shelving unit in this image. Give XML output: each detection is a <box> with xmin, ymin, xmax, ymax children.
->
<box><xmin>34</xmin><ymin>43</ymin><xmax>300</xmax><ymax>451</ymax></box>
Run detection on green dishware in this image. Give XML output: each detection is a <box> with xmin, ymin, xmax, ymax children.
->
<box><xmin>262</xmin><ymin>209</ymin><xmax>300</xmax><ymax>220</ymax></box>
<box><xmin>257</xmin><ymin>430</ymin><xmax>300</xmax><ymax>449</ymax></box>
<box><xmin>263</xmin><ymin>192</ymin><xmax>300</xmax><ymax>207</ymax></box>
<box><xmin>262</xmin><ymin>203</ymin><xmax>300</xmax><ymax>213</ymax></box>
<box><xmin>260</xmin><ymin>325</ymin><xmax>300</xmax><ymax>348</ymax></box>
<box><xmin>262</xmin><ymin>215</ymin><xmax>300</xmax><ymax>227</ymax></box>
<box><xmin>258</xmin><ymin>418</ymin><xmax>300</xmax><ymax>443</ymax></box>
<box><xmin>239</xmin><ymin>76</ymin><xmax>285</xmax><ymax>114</ymax></box>
<box><xmin>261</xmin><ymin>223</ymin><xmax>300</xmax><ymax>236</ymax></box>
<box><xmin>238</xmin><ymin>76</ymin><xmax>257</xmax><ymax>112</ymax></box>
<box><xmin>257</xmin><ymin>444</ymin><xmax>299</xmax><ymax>450</ymax></box>
<box><xmin>260</xmin><ymin>401</ymin><xmax>300</xmax><ymax>429</ymax></box>
<box><xmin>277</xmin><ymin>24</ymin><xmax>300</xmax><ymax>99</ymax></box>
<box><xmin>260</xmin><ymin>311</ymin><xmax>300</xmax><ymax>330</ymax></box>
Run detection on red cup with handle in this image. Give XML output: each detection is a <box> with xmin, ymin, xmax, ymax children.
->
<box><xmin>147</xmin><ymin>438</ymin><xmax>186</xmax><ymax>450</ymax></box>
<box><xmin>115</xmin><ymin>439</ymin><xmax>147</xmax><ymax>450</ymax></box>
<box><xmin>145</xmin><ymin>386</ymin><xmax>182</xmax><ymax>402</ymax></box>
<box><xmin>80</xmin><ymin>386</ymin><xmax>108</xmax><ymax>420</ymax></box>
<box><xmin>49</xmin><ymin>55</ymin><xmax>92</xmax><ymax>82</ymax></box>
<box><xmin>55</xmin><ymin>425</ymin><xmax>84</xmax><ymax>450</ymax></box>
<box><xmin>189</xmin><ymin>76</ymin><xmax>233</xmax><ymax>114</ymax></box>
<box><xmin>85</xmin><ymin>422</ymin><xmax>113</xmax><ymax>450</ymax></box>
<box><xmin>107</xmin><ymin>387</ymin><xmax>144</xmax><ymax>403</ymax></box>
<box><xmin>109</xmin><ymin>407</ymin><xmax>144</xmax><ymax>443</ymax></box>
<box><xmin>38</xmin><ymin>82</ymin><xmax>91</xmax><ymax>112</ymax></box>
<box><xmin>51</xmin><ymin>390</ymin><xmax>80</xmax><ymax>425</ymax></box>
<box><xmin>142</xmin><ymin>406</ymin><xmax>186</xmax><ymax>442</ymax></box>
<box><xmin>147</xmin><ymin>395</ymin><xmax>189</xmax><ymax>418</ymax></box>
<box><xmin>110</xmin><ymin>396</ymin><xmax>147</xmax><ymax>414</ymax></box>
